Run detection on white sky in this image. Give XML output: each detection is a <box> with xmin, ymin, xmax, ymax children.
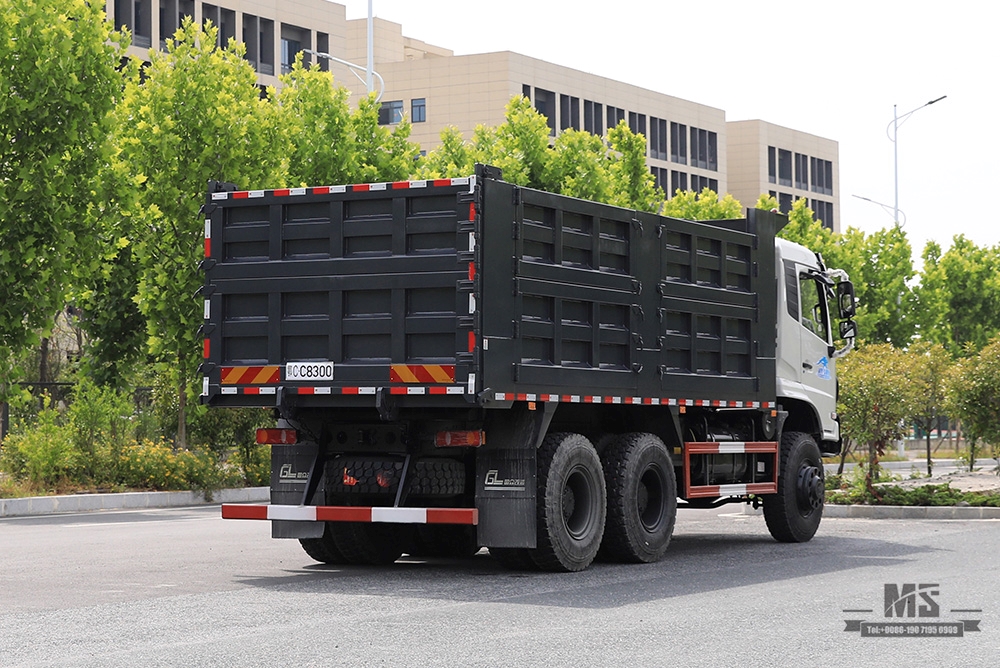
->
<box><xmin>338</xmin><ymin>0</ymin><xmax>999</xmax><ymax>263</ymax></box>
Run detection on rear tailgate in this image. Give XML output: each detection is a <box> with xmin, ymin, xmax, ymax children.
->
<box><xmin>201</xmin><ymin>177</ymin><xmax>479</xmax><ymax>408</ymax></box>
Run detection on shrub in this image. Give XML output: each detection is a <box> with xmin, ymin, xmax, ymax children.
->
<box><xmin>0</xmin><ymin>408</ymin><xmax>78</xmax><ymax>489</ymax></box>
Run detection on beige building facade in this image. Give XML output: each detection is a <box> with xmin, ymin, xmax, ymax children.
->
<box><xmin>106</xmin><ymin>1</ymin><xmax>838</xmax><ymax>230</ymax></box>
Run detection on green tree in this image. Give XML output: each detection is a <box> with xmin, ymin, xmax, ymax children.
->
<box><xmin>906</xmin><ymin>341</ymin><xmax>952</xmax><ymax>475</ymax></box>
<box><xmin>927</xmin><ymin>236</ymin><xmax>1000</xmax><ymax>356</ymax></box>
<box><xmin>0</xmin><ymin>0</ymin><xmax>127</xmax><ymax>396</ymax></box>
<box><xmin>838</xmin><ymin>343</ymin><xmax>918</xmax><ymax>498</ymax></box>
<box><xmin>912</xmin><ymin>241</ymin><xmax>953</xmax><ymax>350</ymax></box>
<box><xmin>945</xmin><ymin>337</ymin><xmax>1000</xmax><ymax>470</ymax></box>
<box><xmin>115</xmin><ymin>19</ymin><xmax>287</xmax><ymax>447</ymax></box>
<box><xmin>606</xmin><ymin>121</ymin><xmax>663</xmax><ymax>212</ymax></box>
<box><xmin>543</xmin><ymin>129</ymin><xmax>611</xmax><ymax>203</ymax></box>
<box><xmin>854</xmin><ymin>225</ymin><xmax>915</xmax><ymax>346</ymax></box>
<box><xmin>663</xmin><ymin>188</ymin><xmax>742</xmax><ymax>220</ymax></box>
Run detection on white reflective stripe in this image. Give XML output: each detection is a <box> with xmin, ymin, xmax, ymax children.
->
<box><xmin>332</xmin><ymin>185</ymin><xmax>347</xmax><ymax>193</ymax></box>
<box><xmin>370</xmin><ymin>182</ymin><xmax>387</xmax><ymax>191</ymax></box>
<box><xmin>221</xmin><ymin>387</ymin><xmax>237</xmax><ymax>395</ymax></box>
<box><xmin>467</xmin><ymin>175</ymin><xmax>476</xmax><ymax>194</ymax></box>
<box><xmin>468</xmin><ymin>232</ymin><xmax>476</xmax><ymax>253</ymax></box>
<box><xmin>290</xmin><ymin>187</ymin><xmax>307</xmax><ymax>196</ymax></box>
<box><xmin>372</xmin><ymin>507</ymin><xmax>426</xmax><ymax>524</ymax></box>
<box><xmin>314</xmin><ymin>387</ymin><xmax>331</xmax><ymax>394</ymax></box>
<box><xmin>469</xmin><ymin>294</ymin><xmax>476</xmax><ymax>313</ymax></box>
<box><xmin>268</xmin><ymin>505</ymin><xmax>317</xmax><ymax>521</ymax></box>
<box><xmin>407</xmin><ymin>387</ymin><xmax>426</xmax><ymax>395</ymax></box>
<box><xmin>259</xmin><ymin>387</ymin><xmax>276</xmax><ymax>395</ymax></box>
<box><xmin>359</xmin><ymin>387</ymin><xmax>376</xmax><ymax>395</ymax></box>
<box><xmin>201</xmin><ymin>377</ymin><xmax>209</xmax><ymax>397</ymax></box>
<box><xmin>409</xmin><ymin>180</ymin><xmax>427</xmax><ymax>188</ymax></box>
<box><xmin>204</xmin><ymin>219</ymin><xmax>211</xmax><ymax>238</ymax></box>
<box><xmin>447</xmin><ymin>386</ymin><xmax>465</xmax><ymax>395</ymax></box>
<box><xmin>717</xmin><ymin>484</ymin><xmax>748</xmax><ymax>495</ymax></box>
<box><xmin>248</xmin><ymin>190</ymin><xmax>265</xmax><ymax>198</ymax></box>
<box><xmin>211</xmin><ymin>192</ymin><xmax>228</xmax><ymax>200</ymax></box>
<box><xmin>716</xmin><ymin>443</ymin><xmax>748</xmax><ymax>454</ymax></box>
<box><xmin>204</xmin><ymin>300</ymin><xmax>211</xmax><ymax>319</ymax></box>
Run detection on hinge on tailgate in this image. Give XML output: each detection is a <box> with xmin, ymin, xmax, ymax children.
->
<box><xmin>512</xmin><ymin>187</ymin><xmax>522</xmax><ymax>206</ymax></box>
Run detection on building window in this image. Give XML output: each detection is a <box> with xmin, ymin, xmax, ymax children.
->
<box><xmin>628</xmin><ymin>111</ymin><xmax>646</xmax><ymax>137</ymax></box>
<box><xmin>280</xmin><ymin>24</ymin><xmax>310</xmax><ymax>74</ymax></box>
<box><xmin>691</xmin><ymin>174</ymin><xmax>719</xmax><ymax>193</ymax></box>
<box><xmin>411</xmin><ymin>98</ymin><xmax>426</xmax><ymax>123</ymax></box>
<box><xmin>670</xmin><ymin>122</ymin><xmax>687</xmax><ymax>165</ymax></box>
<box><xmin>810</xmin><ymin>158</ymin><xmax>833</xmax><ymax>195</ymax></box>
<box><xmin>522</xmin><ymin>84</ymin><xmax>531</xmax><ymax>101</ymax></box>
<box><xmin>795</xmin><ymin>153</ymin><xmax>809</xmax><ymax>190</ymax></box>
<box><xmin>534</xmin><ymin>88</ymin><xmax>556</xmax><ymax>136</ymax></box>
<box><xmin>607</xmin><ymin>106</ymin><xmax>625</xmax><ymax>131</ymax></box>
<box><xmin>316</xmin><ymin>32</ymin><xmax>329</xmax><ymax>71</ymax></box>
<box><xmin>560</xmin><ymin>95</ymin><xmax>580</xmax><ymax>131</ymax></box>
<box><xmin>651</xmin><ymin>166</ymin><xmax>669</xmax><ymax>192</ymax></box>
<box><xmin>650</xmin><ymin>117</ymin><xmax>667</xmax><ymax>161</ymax></box>
<box><xmin>768</xmin><ymin>146</ymin><xmax>776</xmax><ymax>184</ymax></box>
<box><xmin>778</xmin><ymin>192</ymin><xmax>793</xmax><ymax>213</ymax></box>
<box><xmin>584</xmin><ymin>100</ymin><xmax>603</xmax><ymax>136</ymax></box>
<box><xmin>690</xmin><ymin>127</ymin><xmax>717</xmax><ymax>171</ymax></box>
<box><xmin>378</xmin><ymin>100</ymin><xmax>404</xmax><ymax>125</ymax></box>
<box><xmin>201</xmin><ymin>4</ymin><xmax>233</xmax><ymax>47</ymax></box>
<box><xmin>813</xmin><ymin>200</ymin><xmax>834</xmax><ymax>230</ymax></box>
<box><xmin>116</xmin><ymin>0</ymin><xmax>152</xmax><ymax>48</ymax></box>
<box><xmin>671</xmin><ymin>170</ymin><xmax>688</xmax><ymax>194</ymax></box>
<box><xmin>159</xmin><ymin>1</ymin><xmax>194</xmax><ymax>46</ymax></box>
<box><xmin>777</xmin><ymin>149</ymin><xmax>792</xmax><ymax>187</ymax></box>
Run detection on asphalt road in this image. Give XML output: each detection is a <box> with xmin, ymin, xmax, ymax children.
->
<box><xmin>2</xmin><ymin>506</ymin><xmax>998</xmax><ymax>667</ymax></box>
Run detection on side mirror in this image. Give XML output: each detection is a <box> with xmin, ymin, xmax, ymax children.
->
<box><xmin>836</xmin><ymin>281</ymin><xmax>856</xmax><ymax>318</ymax></box>
<box><xmin>839</xmin><ymin>319</ymin><xmax>857</xmax><ymax>340</ymax></box>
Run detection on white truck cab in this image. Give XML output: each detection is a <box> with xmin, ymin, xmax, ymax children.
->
<box><xmin>775</xmin><ymin>238</ymin><xmax>856</xmax><ymax>454</ymax></box>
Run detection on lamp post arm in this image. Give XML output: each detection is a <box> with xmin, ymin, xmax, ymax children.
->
<box><xmin>301</xmin><ymin>49</ymin><xmax>385</xmax><ymax>103</ymax></box>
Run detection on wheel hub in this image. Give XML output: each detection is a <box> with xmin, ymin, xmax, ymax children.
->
<box><xmin>796</xmin><ymin>464</ymin><xmax>824</xmax><ymax>513</ymax></box>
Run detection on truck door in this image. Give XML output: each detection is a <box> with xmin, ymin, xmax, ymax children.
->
<box><xmin>794</xmin><ymin>267</ymin><xmax>838</xmax><ymax>440</ymax></box>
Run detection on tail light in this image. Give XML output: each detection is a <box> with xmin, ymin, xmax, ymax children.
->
<box><xmin>256</xmin><ymin>428</ymin><xmax>297</xmax><ymax>444</ymax></box>
<box><xmin>435</xmin><ymin>430</ymin><xmax>485</xmax><ymax>447</ymax></box>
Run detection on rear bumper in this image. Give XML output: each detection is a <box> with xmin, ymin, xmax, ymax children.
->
<box><xmin>222</xmin><ymin>503</ymin><xmax>478</xmax><ymax>525</ymax></box>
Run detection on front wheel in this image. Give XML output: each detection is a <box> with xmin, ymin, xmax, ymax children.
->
<box><xmin>763</xmin><ymin>431</ymin><xmax>824</xmax><ymax>543</ymax></box>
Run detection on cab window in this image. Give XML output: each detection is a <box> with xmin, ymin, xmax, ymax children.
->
<box><xmin>799</xmin><ymin>275</ymin><xmax>829</xmax><ymax>342</ymax></box>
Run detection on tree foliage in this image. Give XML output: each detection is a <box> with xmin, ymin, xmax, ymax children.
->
<box><xmin>663</xmin><ymin>188</ymin><xmax>742</xmax><ymax>221</ymax></box>
<box><xmin>838</xmin><ymin>343</ymin><xmax>919</xmax><ymax>497</ymax></box>
<box><xmin>906</xmin><ymin>341</ymin><xmax>952</xmax><ymax>475</ymax></box>
<box><xmin>946</xmin><ymin>337</ymin><xmax>1000</xmax><ymax>467</ymax></box>
<box><xmin>115</xmin><ymin>19</ymin><xmax>288</xmax><ymax>445</ymax></box>
<box><xmin>0</xmin><ymin>0</ymin><xmax>127</xmax><ymax>394</ymax></box>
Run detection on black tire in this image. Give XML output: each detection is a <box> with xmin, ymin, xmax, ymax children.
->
<box><xmin>298</xmin><ymin>523</ymin><xmax>350</xmax><ymax>565</ymax></box>
<box><xmin>599</xmin><ymin>433</ymin><xmax>677</xmax><ymax>563</ymax></box>
<box><xmin>327</xmin><ymin>522</ymin><xmax>407</xmax><ymax>565</ymax></box>
<box><xmin>489</xmin><ymin>547</ymin><xmax>539</xmax><ymax>571</ymax></box>
<box><xmin>530</xmin><ymin>432</ymin><xmax>606</xmax><ymax>572</ymax></box>
<box><xmin>763</xmin><ymin>431</ymin><xmax>825</xmax><ymax>543</ymax></box>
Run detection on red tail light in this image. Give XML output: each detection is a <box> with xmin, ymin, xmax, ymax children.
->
<box><xmin>435</xmin><ymin>430</ymin><xmax>485</xmax><ymax>447</ymax></box>
<box><xmin>255</xmin><ymin>428</ymin><xmax>297</xmax><ymax>444</ymax></box>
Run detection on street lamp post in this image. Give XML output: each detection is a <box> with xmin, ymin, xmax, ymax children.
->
<box><xmin>888</xmin><ymin>95</ymin><xmax>946</xmax><ymax>225</ymax></box>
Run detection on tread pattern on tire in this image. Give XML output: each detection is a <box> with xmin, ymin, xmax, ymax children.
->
<box><xmin>328</xmin><ymin>522</ymin><xmax>406</xmax><ymax>565</ymax></box>
<box><xmin>298</xmin><ymin>523</ymin><xmax>350</xmax><ymax>564</ymax></box>
<box><xmin>530</xmin><ymin>432</ymin><xmax>606</xmax><ymax>572</ymax></box>
<box><xmin>763</xmin><ymin>430</ymin><xmax>824</xmax><ymax>543</ymax></box>
<box><xmin>599</xmin><ymin>432</ymin><xmax>677</xmax><ymax>564</ymax></box>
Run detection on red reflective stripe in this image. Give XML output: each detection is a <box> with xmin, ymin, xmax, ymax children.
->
<box><xmin>232</xmin><ymin>191</ymin><xmax>248</xmax><ymax>199</ymax></box>
<box><xmin>204</xmin><ymin>239</ymin><xmax>211</xmax><ymax>257</ymax></box>
<box><xmin>203</xmin><ymin>339</ymin><xmax>210</xmax><ymax>359</ymax></box>
<box><xmin>274</xmin><ymin>189</ymin><xmax>290</xmax><ymax>197</ymax></box>
<box><xmin>312</xmin><ymin>186</ymin><xmax>330</xmax><ymax>195</ymax></box>
<box><xmin>429</xmin><ymin>387</ymin><xmax>448</xmax><ymax>395</ymax></box>
<box><xmin>390</xmin><ymin>387</ymin><xmax>408</xmax><ymax>395</ymax></box>
<box><xmin>432</xmin><ymin>179</ymin><xmax>452</xmax><ymax>187</ymax></box>
<box><xmin>468</xmin><ymin>262</ymin><xmax>475</xmax><ymax>280</ymax></box>
<box><xmin>243</xmin><ymin>387</ymin><xmax>260</xmax><ymax>395</ymax></box>
<box><xmin>468</xmin><ymin>202</ymin><xmax>476</xmax><ymax>220</ymax></box>
<box><xmin>297</xmin><ymin>387</ymin><xmax>315</xmax><ymax>395</ymax></box>
<box><xmin>341</xmin><ymin>387</ymin><xmax>359</xmax><ymax>395</ymax></box>
<box><xmin>222</xmin><ymin>504</ymin><xmax>268</xmax><ymax>520</ymax></box>
<box><xmin>316</xmin><ymin>507</ymin><xmax>373</xmax><ymax>522</ymax></box>
<box><xmin>427</xmin><ymin>508</ymin><xmax>478</xmax><ymax>525</ymax></box>
<box><xmin>392</xmin><ymin>181</ymin><xmax>410</xmax><ymax>189</ymax></box>
<box><xmin>352</xmin><ymin>184</ymin><xmax>370</xmax><ymax>192</ymax></box>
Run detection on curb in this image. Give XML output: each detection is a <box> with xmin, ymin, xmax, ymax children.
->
<box><xmin>0</xmin><ymin>487</ymin><xmax>269</xmax><ymax>518</ymax></box>
<box><xmin>741</xmin><ymin>504</ymin><xmax>1000</xmax><ymax>520</ymax></box>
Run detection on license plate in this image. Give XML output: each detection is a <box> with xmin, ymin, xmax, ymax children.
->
<box><xmin>285</xmin><ymin>362</ymin><xmax>334</xmax><ymax>381</ymax></box>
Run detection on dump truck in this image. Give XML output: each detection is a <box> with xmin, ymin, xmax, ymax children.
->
<box><xmin>209</xmin><ymin>164</ymin><xmax>856</xmax><ymax>572</ymax></box>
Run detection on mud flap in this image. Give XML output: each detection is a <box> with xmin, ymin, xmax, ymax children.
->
<box><xmin>475</xmin><ymin>403</ymin><xmax>551</xmax><ymax>548</ymax></box>
<box><xmin>270</xmin><ymin>443</ymin><xmax>324</xmax><ymax>539</ymax></box>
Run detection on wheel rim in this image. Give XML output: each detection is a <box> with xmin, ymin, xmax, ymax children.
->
<box><xmin>562</xmin><ymin>465</ymin><xmax>598</xmax><ymax>540</ymax></box>
<box><xmin>637</xmin><ymin>465</ymin><xmax>665</xmax><ymax>531</ymax></box>
<box><xmin>796</xmin><ymin>463</ymin><xmax>824</xmax><ymax>515</ymax></box>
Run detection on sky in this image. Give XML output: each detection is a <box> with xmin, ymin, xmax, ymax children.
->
<box><xmin>336</xmin><ymin>0</ymin><xmax>999</xmax><ymax>263</ymax></box>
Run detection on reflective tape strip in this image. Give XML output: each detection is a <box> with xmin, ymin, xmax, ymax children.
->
<box><xmin>686</xmin><ymin>442</ymin><xmax>778</xmax><ymax>454</ymax></box>
<box><xmin>221</xmin><ymin>504</ymin><xmax>478</xmax><ymax>525</ymax></box>
<box><xmin>220</xmin><ymin>366</ymin><xmax>281</xmax><ymax>385</ymax></box>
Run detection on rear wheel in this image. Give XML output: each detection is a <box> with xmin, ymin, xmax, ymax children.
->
<box><xmin>327</xmin><ymin>522</ymin><xmax>407</xmax><ymax>565</ymax></box>
<box><xmin>530</xmin><ymin>432</ymin><xmax>606</xmax><ymax>572</ymax></box>
<box><xmin>298</xmin><ymin>523</ymin><xmax>350</xmax><ymax>565</ymax></box>
<box><xmin>599</xmin><ymin>433</ymin><xmax>677</xmax><ymax>563</ymax></box>
<box><xmin>763</xmin><ymin>431</ymin><xmax>824</xmax><ymax>543</ymax></box>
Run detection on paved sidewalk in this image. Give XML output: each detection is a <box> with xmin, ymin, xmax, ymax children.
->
<box><xmin>0</xmin><ymin>486</ymin><xmax>268</xmax><ymax>518</ymax></box>
<box><xmin>742</xmin><ymin>503</ymin><xmax>1000</xmax><ymax>520</ymax></box>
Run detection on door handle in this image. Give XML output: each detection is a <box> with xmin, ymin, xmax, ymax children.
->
<box><xmin>802</xmin><ymin>362</ymin><xmax>813</xmax><ymax>370</ymax></box>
